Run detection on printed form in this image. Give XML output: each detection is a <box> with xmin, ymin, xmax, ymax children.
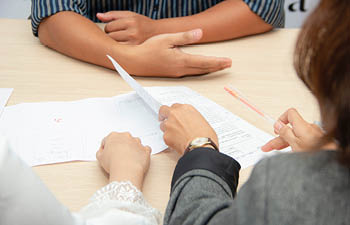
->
<box><xmin>147</xmin><ymin>86</ymin><xmax>278</xmax><ymax>168</ymax></box>
<box><xmin>0</xmin><ymin>86</ymin><xmax>277</xmax><ymax>168</ymax></box>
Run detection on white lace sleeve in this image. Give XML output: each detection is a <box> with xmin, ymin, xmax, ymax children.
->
<box><xmin>78</xmin><ymin>181</ymin><xmax>161</xmax><ymax>225</ymax></box>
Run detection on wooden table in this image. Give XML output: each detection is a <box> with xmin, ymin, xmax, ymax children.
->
<box><xmin>0</xmin><ymin>19</ymin><xmax>319</xmax><ymax>214</ymax></box>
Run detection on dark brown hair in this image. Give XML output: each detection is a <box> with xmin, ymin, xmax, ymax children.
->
<box><xmin>294</xmin><ymin>0</ymin><xmax>350</xmax><ymax>166</ymax></box>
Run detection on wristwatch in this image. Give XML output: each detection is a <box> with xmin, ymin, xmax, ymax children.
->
<box><xmin>185</xmin><ymin>137</ymin><xmax>219</xmax><ymax>153</ymax></box>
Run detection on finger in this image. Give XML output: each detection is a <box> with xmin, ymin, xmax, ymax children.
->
<box><xmin>108</xmin><ymin>30</ymin><xmax>133</xmax><ymax>42</ymax></box>
<box><xmin>161</xmin><ymin>29</ymin><xmax>203</xmax><ymax>46</ymax></box>
<box><xmin>100</xmin><ymin>137</ymin><xmax>107</xmax><ymax>149</ymax></box>
<box><xmin>261</xmin><ymin>136</ymin><xmax>290</xmax><ymax>152</ymax></box>
<box><xmin>97</xmin><ymin>12</ymin><xmax>114</xmax><ymax>22</ymax></box>
<box><xmin>179</xmin><ymin>66</ymin><xmax>227</xmax><ymax>76</ymax></box>
<box><xmin>183</xmin><ymin>52</ymin><xmax>232</xmax><ymax>69</ymax></box>
<box><xmin>144</xmin><ymin>146</ymin><xmax>152</xmax><ymax>154</ymax></box>
<box><xmin>107</xmin><ymin>132</ymin><xmax>116</xmax><ymax>138</ymax></box>
<box><xmin>159</xmin><ymin>105</ymin><xmax>171</xmax><ymax>121</ymax></box>
<box><xmin>160</xmin><ymin>121</ymin><xmax>167</xmax><ymax>132</ymax></box>
<box><xmin>105</xmin><ymin>20</ymin><xmax>128</xmax><ymax>33</ymax></box>
<box><xmin>171</xmin><ymin>103</ymin><xmax>182</xmax><ymax>108</ymax></box>
<box><xmin>96</xmin><ymin>149</ymin><xmax>102</xmax><ymax>160</ymax></box>
<box><xmin>176</xmin><ymin>54</ymin><xmax>231</xmax><ymax>76</ymax></box>
<box><xmin>124</xmin><ymin>132</ymin><xmax>132</xmax><ymax>138</ymax></box>
<box><xmin>278</xmin><ymin>108</ymin><xmax>309</xmax><ymax>135</ymax></box>
<box><xmin>97</xmin><ymin>11</ymin><xmax>135</xmax><ymax>22</ymax></box>
<box><xmin>273</xmin><ymin>121</ymin><xmax>285</xmax><ymax>134</ymax></box>
<box><xmin>135</xmin><ymin>137</ymin><xmax>142</xmax><ymax>144</ymax></box>
<box><xmin>278</xmin><ymin>124</ymin><xmax>299</xmax><ymax>146</ymax></box>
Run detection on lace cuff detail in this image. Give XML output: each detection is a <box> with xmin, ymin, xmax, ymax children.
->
<box><xmin>91</xmin><ymin>181</ymin><xmax>148</xmax><ymax>207</ymax></box>
<box><xmin>84</xmin><ymin>181</ymin><xmax>162</xmax><ymax>224</ymax></box>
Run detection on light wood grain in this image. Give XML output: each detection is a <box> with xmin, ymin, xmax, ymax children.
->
<box><xmin>0</xmin><ymin>19</ymin><xmax>319</xmax><ymax>214</ymax></box>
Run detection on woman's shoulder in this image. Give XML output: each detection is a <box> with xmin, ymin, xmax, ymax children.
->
<box><xmin>246</xmin><ymin>151</ymin><xmax>350</xmax><ymax>224</ymax></box>
<box><xmin>254</xmin><ymin>150</ymin><xmax>349</xmax><ymax>187</ymax></box>
<box><xmin>261</xmin><ymin>150</ymin><xmax>339</xmax><ymax>168</ymax></box>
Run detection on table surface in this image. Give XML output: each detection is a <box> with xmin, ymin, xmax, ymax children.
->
<box><xmin>0</xmin><ymin>19</ymin><xmax>319</xmax><ymax>214</ymax></box>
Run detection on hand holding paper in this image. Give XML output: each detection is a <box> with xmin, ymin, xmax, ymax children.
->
<box><xmin>159</xmin><ymin>104</ymin><xmax>218</xmax><ymax>155</ymax></box>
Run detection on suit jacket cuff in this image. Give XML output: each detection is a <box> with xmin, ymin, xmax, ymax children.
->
<box><xmin>171</xmin><ymin>147</ymin><xmax>241</xmax><ymax>195</ymax></box>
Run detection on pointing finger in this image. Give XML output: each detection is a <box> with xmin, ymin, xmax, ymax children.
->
<box><xmin>261</xmin><ymin>136</ymin><xmax>290</xmax><ymax>152</ymax></box>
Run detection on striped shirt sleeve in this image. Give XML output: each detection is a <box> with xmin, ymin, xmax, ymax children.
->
<box><xmin>243</xmin><ymin>0</ymin><xmax>285</xmax><ymax>28</ymax></box>
<box><xmin>31</xmin><ymin>0</ymin><xmax>88</xmax><ymax>36</ymax></box>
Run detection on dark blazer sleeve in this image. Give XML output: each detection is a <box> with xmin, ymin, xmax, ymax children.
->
<box><xmin>164</xmin><ymin>147</ymin><xmax>270</xmax><ymax>225</ymax></box>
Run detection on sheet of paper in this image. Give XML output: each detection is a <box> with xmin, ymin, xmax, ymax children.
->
<box><xmin>0</xmin><ymin>86</ymin><xmax>281</xmax><ymax>168</ymax></box>
<box><xmin>0</xmin><ymin>93</ymin><xmax>166</xmax><ymax>166</ymax></box>
<box><xmin>107</xmin><ymin>55</ymin><xmax>162</xmax><ymax>114</ymax></box>
<box><xmin>0</xmin><ymin>88</ymin><xmax>13</xmax><ymax>117</ymax></box>
<box><xmin>146</xmin><ymin>86</ymin><xmax>283</xmax><ymax>168</ymax></box>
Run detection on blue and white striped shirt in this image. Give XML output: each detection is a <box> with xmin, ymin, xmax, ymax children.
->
<box><xmin>31</xmin><ymin>0</ymin><xmax>285</xmax><ymax>36</ymax></box>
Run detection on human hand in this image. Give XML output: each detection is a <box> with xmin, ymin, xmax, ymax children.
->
<box><xmin>159</xmin><ymin>104</ymin><xmax>218</xmax><ymax>155</ymax></box>
<box><xmin>261</xmin><ymin>108</ymin><xmax>324</xmax><ymax>152</ymax></box>
<box><xmin>97</xmin><ymin>11</ymin><xmax>156</xmax><ymax>44</ymax></box>
<box><xmin>96</xmin><ymin>132</ymin><xmax>151</xmax><ymax>190</ymax></box>
<box><xmin>113</xmin><ymin>29</ymin><xmax>231</xmax><ymax>77</ymax></box>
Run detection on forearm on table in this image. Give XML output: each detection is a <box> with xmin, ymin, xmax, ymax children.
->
<box><xmin>109</xmin><ymin>165</ymin><xmax>145</xmax><ymax>190</ymax></box>
<box><xmin>38</xmin><ymin>11</ymin><xmax>132</xmax><ymax>70</ymax></box>
<box><xmin>165</xmin><ymin>171</ymin><xmax>234</xmax><ymax>225</ymax></box>
<box><xmin>153</xmin><ymin>0</ymin><xmax>272</xmax><ymax>43</ymax></box>
<box><xmin>164</xmin><ymin>148</ymin><xmax>241</xmax><ymax>225</ymax></box>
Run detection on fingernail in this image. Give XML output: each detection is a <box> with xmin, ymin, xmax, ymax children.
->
<box><xmin>261</xmin><ymin>144</ymin><xmax>273</xmax><ymax>152</ymax></box>
<box><xmin>274</xmin><ymin>121</ymin><xmax>284</xmax><ymax>133</ymax></box>
<box><xmin>223</xmin><ymin>60</ymin><xmax>232</xmax><ymax>68</ymax></box>
<box><xmin>191</xmin><ymin>29</ymin><xmax>202</xmax><ymax>39</ymax></box>
<box><xmin>261</xmin><ymin>144</ymin><xmax>268</xmax><ymax>151</ymax></box>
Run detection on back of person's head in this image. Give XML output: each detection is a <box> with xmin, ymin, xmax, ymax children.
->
<box><xmin>294</xmin><ymin>0</ymin><xmax>350</xmax><ymax>166</ymax></box>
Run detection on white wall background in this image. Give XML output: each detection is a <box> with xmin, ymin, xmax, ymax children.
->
<box><xmin>0</xmin><ymin>0</ymin><xmax>31</xmax><ymax>19</ymax></box>
<box><xmin>284</xmin><ymin>0</ymin><xmax>320</xmax><ymax>28</ymax></box>
<box><xmin>0</xmin><ymin>0</ymin><xmax>320</xmax><ymax>28</ymax></box>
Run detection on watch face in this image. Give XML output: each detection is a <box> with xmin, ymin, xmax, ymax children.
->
<box><xmin>192</xmin><ymin>137</ymin><xmax>209</xmax><ymax>146</ymax></box>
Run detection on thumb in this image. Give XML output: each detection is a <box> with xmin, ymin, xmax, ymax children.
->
<box><xmin>164</xmin><ymin>29</ymin><xmax>203</xmax><ymax>46</ymax></box>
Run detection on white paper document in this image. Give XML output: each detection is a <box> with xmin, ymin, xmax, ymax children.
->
<box><xmin>0</xmin><ymin>88</ymin><xmax>13</xmax><ymax>117</ymax></box>
<box><xmin>146</xmin><ymin>86</ymin><xmax>279</xmax><ymax>168</ymax></box>
<box><xmin>0</xmin><ymin>86</ymin><xmax>277</xmax><ymax>168</ymax></box>
<box><xmin>107</xmin><ymin>55</ymin><xmax>162</xmax><ymax>114</ymax></box>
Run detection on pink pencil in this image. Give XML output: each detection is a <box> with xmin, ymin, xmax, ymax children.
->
<box><xmin>224</xmin><ymin>85</ymin><xmax>276</xmax><ymax>125</ymax></box>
